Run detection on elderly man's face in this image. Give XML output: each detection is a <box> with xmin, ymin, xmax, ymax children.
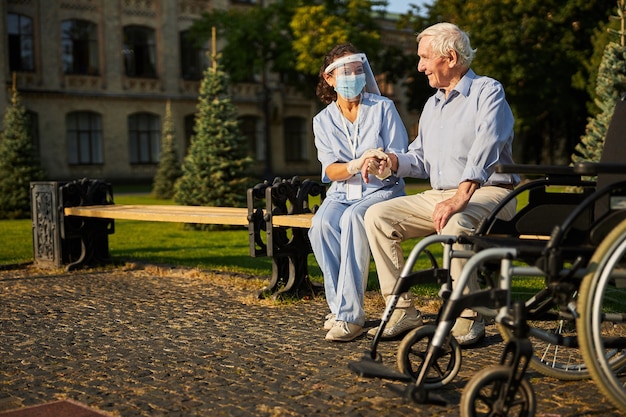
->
<box><xmin>417</xmin><ymin>35</ymin><xmax>455</xmax><ymax>90</ymax></box>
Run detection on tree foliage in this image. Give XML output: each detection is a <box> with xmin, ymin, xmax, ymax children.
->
<box><xmin>413</xmin><ymin>0</ymin><xmax>612</xmax><ymax>164</ymax></box>
<box><xmin>174</xmin><ymin>63</ymin><xmax>252</xmax><ymax>209</ymax></box>
<box><xmin>189</xmin><ymin>0</ymin><xmax>388</xmax><ymax>97</ymax></box>
<box><xmin>572</xmin><ymin>0</ymin><xmax>626</xmax><ymax>164</ymax></box>
<box><xmin>189</xmin><ymin>2</ymin><xmax>300</xmax><ymax>84</ymax></box>
<box><xmin>290</xmin><ymin>0</ymin><xmax>386</xmax><ymax>76</ymax></box>
<box><xmin>153</xmin><ymin>100</ymin><xmax>182</xmax><ymax>199</ymax></box>
<box><xmin>0</xmin><ymin>82</ymin><xmax>45</xmax><ymax>219</ymax></box>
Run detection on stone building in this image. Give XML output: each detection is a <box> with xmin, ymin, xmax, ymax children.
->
<box><xmin>1</xmin><ymin>0</ymin><xmax>418</xmax><ymax>183</ymax></box>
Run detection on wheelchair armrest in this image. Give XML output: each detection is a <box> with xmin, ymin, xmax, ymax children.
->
<box><xmin>573</xmin><ymin>162</ymin><xmax>626</xmax><ymax>176</ymax></box>
<box><xmin>496</xmin><ymin>164</ymin><xmax>578</xmax><ymax>176</ymax></box>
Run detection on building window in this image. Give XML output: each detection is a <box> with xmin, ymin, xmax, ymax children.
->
<box><xmin>7</xmin><ymin>13</ymin><xmax>34</xmax><ymax>72</ymax></box>
<box><xmin>62</xmin><ymin>19</ymin><xmax>99</xmax><ymax>75</ymax></box>
<box><xmin>239</xmin><ymin>116</ymin><xmax>265</xmax><ymax>161</ymax></box>
<box><xmin>128</xmin><ymin>112</ymin><xmax>161</xmax><ymax>164</ymax></box>
<box><xmin>180</xmin><ymin>31</ymin><xmax>208</xmax><ymax>80</ymax></box>
<box><xmin>123</xmin><ymin>26</ymin><xmax>156</xmax><ymax>78</ymax></box>
<box><xmin>67</xmin><ymin>111</ymin><xmax>103</xmax><ymax>165</ymax></box>
<box><xmin>284</xmin><ymin>116</ymin><xmax>308</xmax><ymax>162</ymax></box>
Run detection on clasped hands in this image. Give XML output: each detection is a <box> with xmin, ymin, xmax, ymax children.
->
<box><xmin>346</xmin><ymin>148</ymin><xmax>392</xmax><ymax>181</ymax></box>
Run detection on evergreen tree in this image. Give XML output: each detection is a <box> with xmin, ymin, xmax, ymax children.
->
<box><xmin>153</xmin><ymin>100</ymin><xmax>182</xmax><ymax>199</ymax></box>
<box><xmin>174</xmin><ymin>61</ymin><xmax>252</xmax><ymax>209</ymax></box>
<box><xmin>573</xmin><ymin>0</ymin><xmax>626</xmax><ymax>164</ymax></box>
<box><xmin>0</xmin><ymin>79</ymin><xmax>46</xmax><ymax>219</ymax></box>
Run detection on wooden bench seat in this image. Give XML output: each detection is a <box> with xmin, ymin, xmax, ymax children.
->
<box><xmin>64</xmin><ymin>205</ymin><xmax>314</xmax><ymax>229</ymax></box>
<box><xmin>64</xmin><ymin>205</ymin><xmax>251</xmax><ymax>226</ymax></box>
<box><xmin>271</xmin><ymin>213</ymin><xmax>314</xmax><ymax>228</ymax></box>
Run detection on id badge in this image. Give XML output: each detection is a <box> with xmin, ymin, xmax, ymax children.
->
<box><xmin>346</xmin><ymin>174</ymin><xmax>363</xmax><ymax>201</ymax></box>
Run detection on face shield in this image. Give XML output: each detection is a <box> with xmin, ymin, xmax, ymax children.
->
<box><xmin>324</xmin><ymin>53</ymin><xmax>381</xmax><ymax>100</ymax></box>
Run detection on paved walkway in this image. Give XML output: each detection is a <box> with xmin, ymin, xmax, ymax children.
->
<box><xmin>0</xmin><ymin>263</ymin><xmax>623</xmax><ymax>416</ymax></box>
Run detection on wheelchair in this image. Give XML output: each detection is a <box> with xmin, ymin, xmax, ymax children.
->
<box><xmin>349</xmin><ymin>97</ymin><xmax>626</xmax><ymax>415</ymax></box>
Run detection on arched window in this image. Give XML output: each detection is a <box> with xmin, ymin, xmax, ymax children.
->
<box><xmin>180</xmin><ymin>30</ymin><xmax>208</xmax><ymax>80</ymax></box>
<box><xmin>128</xmin><ymin>112</ymin><xmax>161</xmax><ymax>164</ymax></box>
<box><xmin>283</xmin><ymin>116</ymin><xmax>308</xmax><ymax>162</ymax></box>
<box><xmin>239</xmin><ymin>115</ymin><xmax>264</xmax><ymax>161</ymax></box>
<box><xmin>7</xmin><ymin>13</ymin><xmax>34</xmax><ymax>72</ymax></box>
<box><xmin>67</xmin><ymin>111</ymin><xmax>103</xmax><ymax>165</ymax></box>
<box><xmin>123</xmin><ymin>26</ymin><xmax>156</xmax><ymax>78</ymax></box>
<box><xmin>62</xmin><ymin>19</ymin><xmax>99</xmax><ymax>75</ymax></box>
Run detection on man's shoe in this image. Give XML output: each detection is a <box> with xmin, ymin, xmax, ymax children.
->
<box><xmin>323</xmin><ymin>313</ymin><xmax>336</xmax><ymax>330</ymax></box>
<box><xmin>325</xmin><ymin>321</ymin><xmax>364</xmax><ymax>342</ymax></box>
<box><xmin>452</xmin><ymin>317</ymin><xmax>485</xmax><ymax>346</ymax></box>
<box><xmin>367</xmin><ymin>307</ymin><xmax>423</xmax><ymax>339</ymax></box>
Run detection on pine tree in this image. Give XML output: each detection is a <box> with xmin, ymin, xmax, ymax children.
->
<box><xmin>572</xmin><ymin>0</ymin><xmax>626</xmax><ymax>164</ymax></box>
<box><xmin>0</xmin><ymin>78</ymin><xmax>46</xmax><ymax>219</ymax></box>
<box><xmin>174</xmin><ymin>61</ymin><xmax>252</xmax><ymax>209</ymax></box>
<box><xmin>153</xmin><ymin>100</ymin><xmax>182</xmax><ymax>199</ymax></box>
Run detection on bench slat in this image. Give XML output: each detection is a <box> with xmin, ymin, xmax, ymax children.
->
<box><xmin>272</xmin><ymin>213</ymin><xmax>314</xmax><ymax>228</ymax></box>
<box><xmin>64</xmin><ymin>205</ymin><xmax>250</xmax><ymax>226</ymax></box>
<box><xmin>64</xmin><ymin>205</ymin><xmax>315</xmax><ymax>228</ymax></box>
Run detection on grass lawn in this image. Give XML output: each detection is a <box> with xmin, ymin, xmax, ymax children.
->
<box><xmin>1</xmin><ymin>179</ymin><xmax>546</xmax><ymax>300</ymax></box>
<box><xmin>0</xmin><ymin>180</ymin><xmax>435</xmax><ymax>292</ymax></box>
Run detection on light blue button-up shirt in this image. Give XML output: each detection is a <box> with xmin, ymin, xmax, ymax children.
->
<box><xmin>313</xmin><ymin>93</ymin><xmax>408</xmax><ymax>202</ymax></box>
<box><xmin>396</xmin><ymin>69</ymin><xmax>519</xmax><ymax>189</ymax></box>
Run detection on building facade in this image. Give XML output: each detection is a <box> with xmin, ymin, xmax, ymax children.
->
<box><xmin>1</xmin><ymin>0</ymin><xmax>419</xmax><ymax>183</ymax></box>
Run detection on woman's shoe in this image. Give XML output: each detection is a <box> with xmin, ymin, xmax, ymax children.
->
<box><xmin>325</xmin><ymin>321</ymin><xmax>363</xmax><ymax>342</ymax></box>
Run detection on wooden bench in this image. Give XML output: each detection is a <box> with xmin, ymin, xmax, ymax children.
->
<box><xmin>30</xmin><ymin>177</ymin><xmax>324</xmax><ymax>299</ymax></box>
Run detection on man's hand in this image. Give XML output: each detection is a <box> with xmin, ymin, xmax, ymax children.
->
<box><xmin>361</xmin><ymin>151</ymin><xmax>398</xmax><ymax>184</ymax></box>
<box><xmin>356</xmin><ymin>148</ymin><xmax>392</xmax><ymax>183</ymax></box>
<box><xmin>347</xmin><ymin>148</ymin><xmax>390</xmax><ymax>176</ymax></box>
<box><xmin>364</xmin><ymin>159</ymin><xmax>392</xmax><ymax>180</ymax></box>
<box><xmin>432</xmin><ymin>181</ymin><xmax>479</xmax><ymax>232</ymax></box>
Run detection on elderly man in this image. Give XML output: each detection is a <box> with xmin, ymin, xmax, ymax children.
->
<box><xmin>364</xmin><ymin>22</ymin><xmax>519</xmax><ymax>345</ymax></box>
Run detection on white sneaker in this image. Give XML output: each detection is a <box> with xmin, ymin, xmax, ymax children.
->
<box><xmin>323</xmin><ymin>313</ymin><xmax>336</xmax><ymax>330</ymax></box>
<box><xmin>325</xmin><ymin>321</ymin><xmax>363</xmax><ymax>342</ymax></box>
<box><xmin>452</xmin><ymin>317</ymin><xmax>485</xmax><ymax>346</ymax></box>
<box><xmin>367</xmin><ymin>307</ymin><xmax>423</xmax><ymax>339</ymax></box>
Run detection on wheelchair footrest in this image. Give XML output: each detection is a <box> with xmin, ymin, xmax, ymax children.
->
<box><xmin>348</xmin><ymin>355</ymin><xmax>413</xmax><ymax>382</ymax></box>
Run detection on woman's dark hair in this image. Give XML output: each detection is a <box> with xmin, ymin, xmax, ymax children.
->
<box><xmin>316</xmin><ymin>43</ymin><xmax>360</xmax><ymax>105</ymax></box>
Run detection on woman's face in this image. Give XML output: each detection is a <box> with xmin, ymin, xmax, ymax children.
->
<box><xmin>324</xmin><ymin>56</ymin><xmax>364</xmax><ymax>88</ymax></box>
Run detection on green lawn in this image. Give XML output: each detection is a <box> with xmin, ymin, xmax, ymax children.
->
<box><xmin>1</xmin><ymin>179</ymin><xmax>545</xmax><ymax>299</ymax></box>
<box><xmin>0</xmin><ymin>181</ymin><xmax>433</xmax><ymax>291</ymax></box>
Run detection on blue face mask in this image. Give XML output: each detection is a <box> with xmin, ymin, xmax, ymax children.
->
<box><xmin>335</xmin><ymin>73</ymin><xmax>366</xmax><ymax>100</ymax></box>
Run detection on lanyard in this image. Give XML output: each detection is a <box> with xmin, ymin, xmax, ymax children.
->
<box><xmin>338</xmin><ymin>95</ymin><xmax>362</xmax><ymax>158</ymax></box>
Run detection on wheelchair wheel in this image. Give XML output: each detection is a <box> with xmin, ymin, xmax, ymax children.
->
<box><xmin>496</xmin><ymin>295</ymin><xmax>590</xmax><ymax>381</ymax></box>
<box><xmin>477</xmin><ymin>264</ymin><xmax>590</xmax><ymax>380</ymax></box>
<box><xmin>578</xmin><ymin>219</ymin><xmax>626</xmax><ymax>412</ymax></box>
<box><xmin>396</xmin><ymin>324</ymin><xmax>462</xmax><ymax>389</ymax></box>
<box><xmin>460</xmin><ymin>365</ymin><xmax>536</xmax><ymax>417</ymax></box>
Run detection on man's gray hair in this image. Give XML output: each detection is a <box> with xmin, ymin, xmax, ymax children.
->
<box><xmin>416</xmin><ymin>22</ymin><xmax>476</xmax><ymax>68</ymax></box>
